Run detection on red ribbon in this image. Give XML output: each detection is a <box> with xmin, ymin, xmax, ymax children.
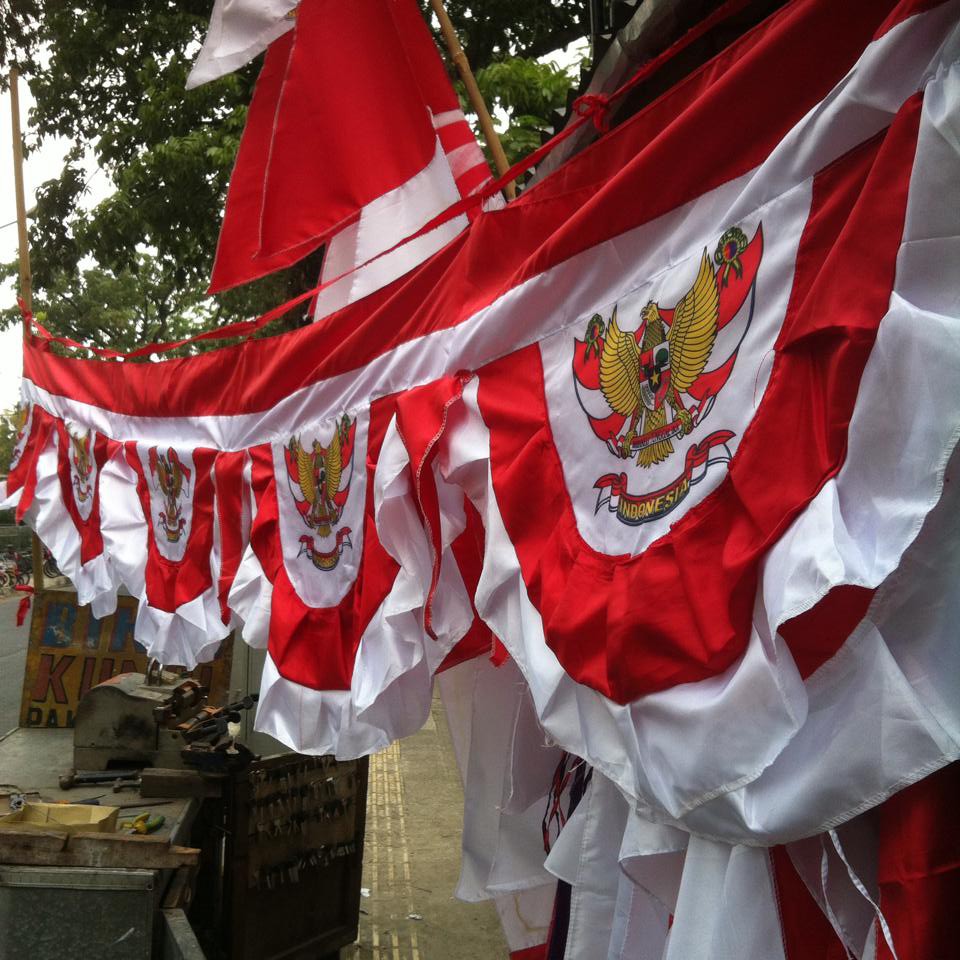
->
<box><xmin>14</xmin><ymin>584</ymin><xmax>34</xmax><ymax>627</ymax></box>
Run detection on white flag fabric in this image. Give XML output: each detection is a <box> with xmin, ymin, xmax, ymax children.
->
<box><xmin>186</xmin><ymin>0</ymin><xmax>298</xmax><ymax>90</ymax></box>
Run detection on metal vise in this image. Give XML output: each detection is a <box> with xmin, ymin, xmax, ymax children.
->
<box><xmin>72</xmin><ymin>666</ymin><xmax>209</xmax><ymax>772</ymax></box>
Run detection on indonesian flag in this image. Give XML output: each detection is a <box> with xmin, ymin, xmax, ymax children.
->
<box><xmin>9</xmin><ymin>0</ymin><xmax>960</xmax><ymax>955</ymax></box>
<box><xmin>310</xmin><ymin>0</ymin><xmax>496</xmax><ymax>319</ymax></box>
<box><xmin>205</xmin><ymin>0</ymin><xmax>493</xmax><ymax>296</ymax></box>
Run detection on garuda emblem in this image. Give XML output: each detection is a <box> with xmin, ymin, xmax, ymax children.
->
<box><xmin>285</xmin><ymin>414</ymin><xmax>356</xmax><ymax>571</ymax></box>
<box><xmin>149</xmin><ymin>447</ymin><xmax>192</xmax><ymax>543</ymax></box>
<box><xmin>573</xmin><ymin>225</ymin><xmax>763</xmax><ymax>526</ymax></box>
<box><xmin>68</xmin><ymin>427</ymin><xmax>94</xmax><ymax>504</ymax></box>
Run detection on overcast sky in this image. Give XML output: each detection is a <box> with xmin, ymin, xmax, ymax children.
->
<box><xmin>0</xmin><ymin>78</ymin><xmax>110</xmax><ymax>411</ymax></box>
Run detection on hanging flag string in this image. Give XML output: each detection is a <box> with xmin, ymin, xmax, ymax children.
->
<box><xmin>24</xmin><ymin>0</ymin><xmax>751</xmax><ymax>361</ymax></box>
<box><xmin>21</xmin><ymin>290</ymin><xmax>319</xmax><ymax>360</ymax></box>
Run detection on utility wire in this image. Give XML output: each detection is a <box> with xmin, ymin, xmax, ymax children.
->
<box><xmin>0</xmin><ymin>163</ymin><xmax>103</xmax><ymax>229</ymax></box>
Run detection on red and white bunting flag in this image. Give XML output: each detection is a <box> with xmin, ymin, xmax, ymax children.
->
<box><xmin>208</xmin><ymin>0</ymin><xmax>493</xmax><ymax>296</ymax></box>
<box><xmin>10</xmin><ymin>0</ymin><xmax>960</xmax><ymax>954</ymax></box>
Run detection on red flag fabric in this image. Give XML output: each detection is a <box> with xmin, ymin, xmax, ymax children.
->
<box><xmin>8</xmin><ymin>0</ymin><xmax>960</xmax><ymax>955</ymax></box>
<box><xmin>258</xmin><ymin>0</ymin><xmax>436</xmax><ymax>259</ymax></box>
<box><xmin>209</xmin><ymin>0</ymin><xmax>488</xmax><ymax>294</ymax></box>
<box><xmin>207</xmin><ymin>31</ymin><xmax>315</xmax><ymax>294</ymax></box>
<box><xmin>14</xmin><ymin>585</ymin><xmax>34</xmax><ymax>627</ymax></box>
<box><xmin>876</xmin><ymin>762</ymin><xmax>960</xmax><ymax>960</ymax></box>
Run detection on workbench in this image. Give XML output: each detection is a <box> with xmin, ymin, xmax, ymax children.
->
<box><xmin>0</xmin><ymin>727</ymin><xmax>368</xmax><ymax>960</ymax></box>
<box><xmin>0</xmin><ymin>727</ymin><xmax>204</xmax><ymax>959</ymax></box>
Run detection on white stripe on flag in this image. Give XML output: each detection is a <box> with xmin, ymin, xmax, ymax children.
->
<box><xmin>432</xmin><ymin>108</ymin><xmax>468</xmax><ymax>129</ymax></box>
<box><xmin>313</xmin><ymin>137</ymin><xmax>467</xmax><ymax>320</ymax></box>
<box><xmin>445</xmin><ymin>141</ymin><xmax>489</xmax><ymax>180</ymax></box>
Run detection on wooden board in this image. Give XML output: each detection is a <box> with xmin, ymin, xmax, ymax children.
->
<box><xmin>162</xmin><ymin>866</ymin><xmax>197</xmax><ymax>910</ymax></box>
<box><xmin>19</xmin><ymin>590</ymin><xmax>233</xmax><ymax>729</ymax></box>
<box><xmin>140</xmin><ymin>768</ymin><xmax>224</xmax><ymax>799</ymax></box>
<box><xmin>0</xmin><ymin>825</ymin><xmax>199</xmax><ymax>869</ymax></box>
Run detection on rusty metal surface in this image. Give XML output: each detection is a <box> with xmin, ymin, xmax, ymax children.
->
<box><xmin>73</xmin><ymin>670</ymin><xmax>198</xmax><ymax>772</ymax></box>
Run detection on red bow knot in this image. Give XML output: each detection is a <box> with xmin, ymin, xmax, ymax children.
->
<box><xmin>14</xmin><ymin>584</ymin><xmax>34</xmax><ymax>627</ymax></box>
<box><xmin>16</xmin><ymin>296</ymin><xmax>33</xmax><ymax>326</ymax></box>
<box><xmin>573</xmin><ymin>93</ymin><xmax>612</xmax><ymax>132</ymax></box>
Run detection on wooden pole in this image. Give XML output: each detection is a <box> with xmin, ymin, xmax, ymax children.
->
<box><xmin>428</xmin><ymin>0</ymin><xmax>516</xmax><ymax>201</ymax></box>
<box><xmin>9</xmin><ymin>69</ymin><xmax>32</xmax><ymax>324</ymax></box>
<box><xmin>9</xmin><ymin>66</ymin><xmax>45</xmax><ymax>595</ymax></box>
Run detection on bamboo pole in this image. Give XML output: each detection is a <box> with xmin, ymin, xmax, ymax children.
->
<box><xmin>9</xmin><ymin>66</ymin><xmax>44</xmax><ymax>595</ymax></box>
<box><xmin>9</xmin><ymin>69</ymin><xmax>32</xmax><ymax>324</ymax></box>
<box><xmin>428</xmin><ymin>0</ymin><xmax>516</xmax><ymax>200</ymax></box>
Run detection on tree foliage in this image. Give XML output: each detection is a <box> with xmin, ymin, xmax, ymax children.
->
<box><xmin>474</xmin><ymin>56</ymin><xmax>581</xmax><ymax>164</ymax></box>
<box><xmin>440</xmin><ymin>0</ymin><xmax>587</xmax><ymax>71</ymax></box>
<box><xmin>2</xmin><ymin>1</ymin><xmax>275</xmax><ymax>346</ymax></box>
<box><xmin>2</xmin><ymin>1</ymin><xmax>587</xmax><ymax>352</ymax></box>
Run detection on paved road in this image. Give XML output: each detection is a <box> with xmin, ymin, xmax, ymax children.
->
<box><xmin>0</xmin><ymin>592</ymin><xmax>29</xmax><ymax>736</ymax></box>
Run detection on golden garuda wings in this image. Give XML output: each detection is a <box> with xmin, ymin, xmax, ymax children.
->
<box><xmin>292</xmin><ymin>427</ymin><xmax>342</xmax><ymax>505</ymax></box>
<box><xmin>292</xmin><ymin>437</ymin><xmax>316</xmax><ymax>505</ymax></box>
<box><xmin>600</xmin><ymin>306</ymin><xmax>675</xmax><ymax>467</ymax></box>
<box><xmin>666</xmin><ymin>249</ymin><xmax>720</xmax><ymax>397</ymax></box>
<box><xmin>598</xmin><ymin>249</ymin><xmax>719</xmax><ymax>467</ymax></box>
<box><xmin>290</xmin><ymin>427</ymin><xmax>344</xmax><ymax>537</ymax></box>
<box><xmin>598</xmin><ymin>304</ymin><xmax>643</xmax><ymax>419</ymax></box>
<box><xmin>323</xmin><ymin>424</ymin><xmax>342</xmax><ymax>498</ymax></box>
<box><xmin>155</xmin><ymin>454</ymin><xmax>182</xmax><ymax>499</ymax></box>
<box><xmin>170</xmin><ymin>456</ymin><xmax>184</xmax><ymax>499</ymax></box>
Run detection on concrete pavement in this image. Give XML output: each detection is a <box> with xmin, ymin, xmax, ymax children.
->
<box><xmin>0</xmin><ymin>592</ymin><xmax>28</xmax><ymax>736</ymax></box>
<box><xmin>346</xmin><ymin>694</ymin><xmax>509</xmax><ymax>960</ymax></box>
